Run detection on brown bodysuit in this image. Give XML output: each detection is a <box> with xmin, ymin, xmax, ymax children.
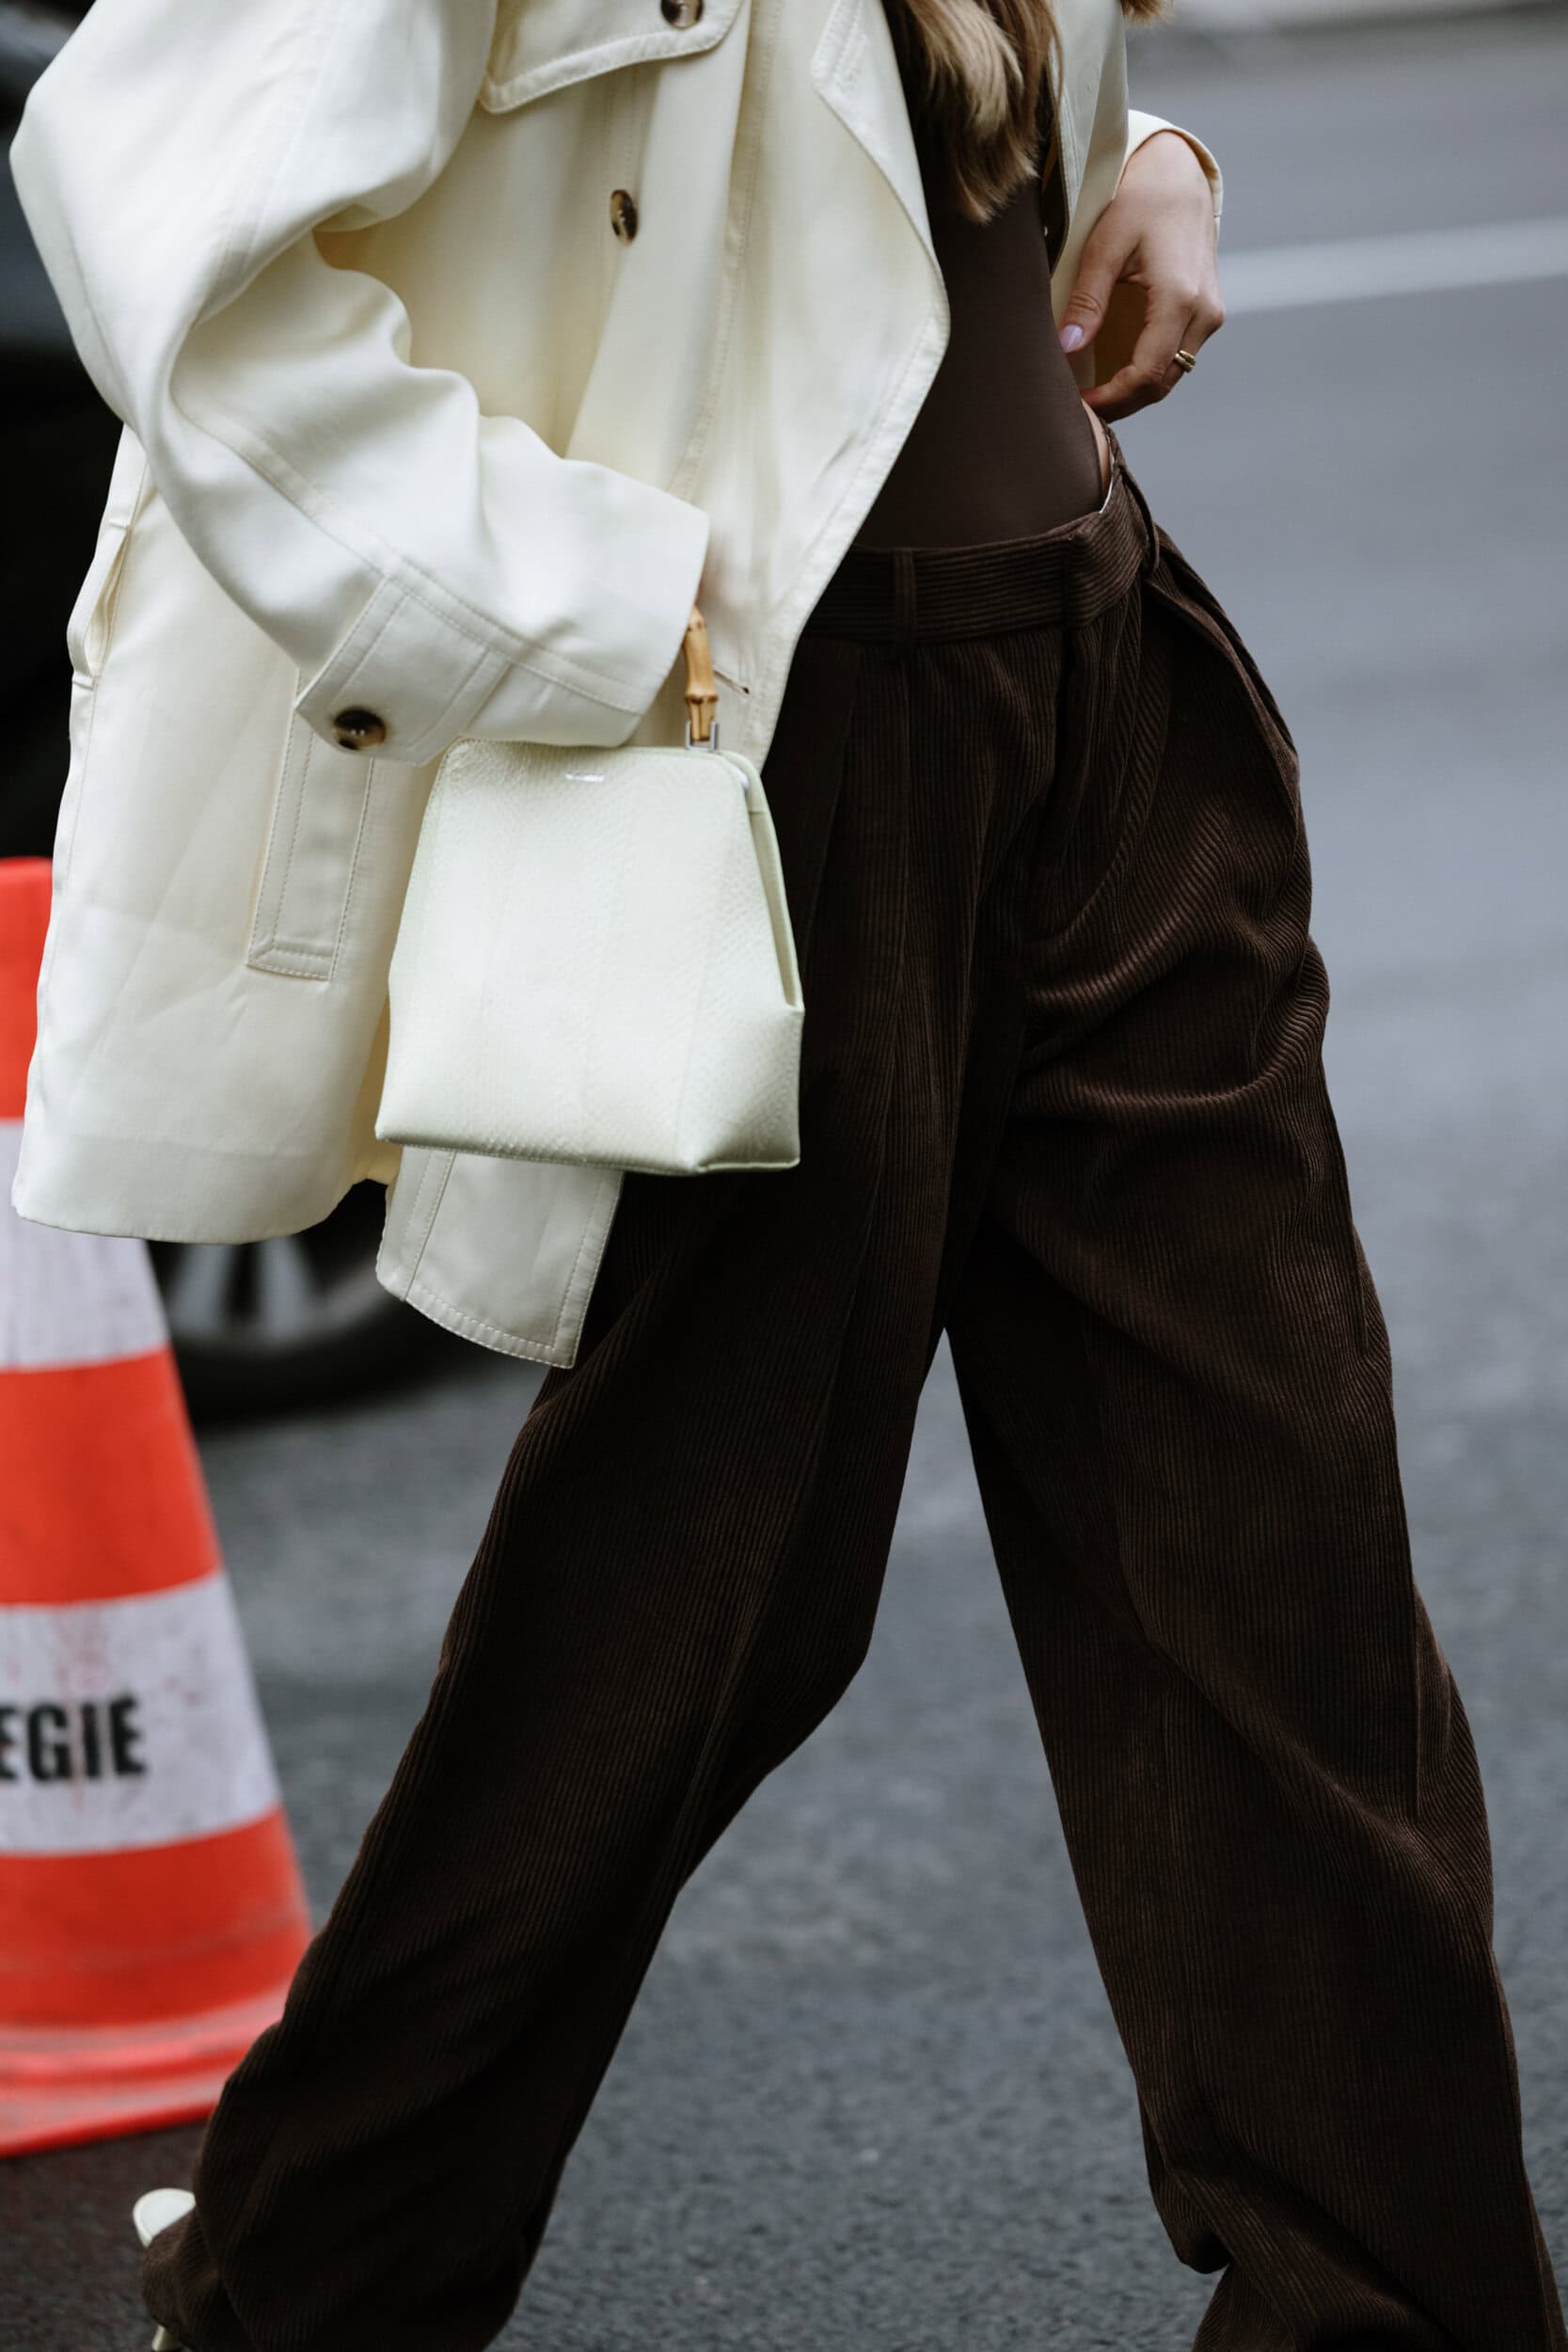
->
<box><xmin>852</xmin><ymin>2</ymin><xmax>1104</xmax><ymax>549</ymax></box>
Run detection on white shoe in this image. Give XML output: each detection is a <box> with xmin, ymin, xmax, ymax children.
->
<box><xmin>132</xmin><ymin>2189</ymin><xmax>197</xmax><ymax>2350</ymax></box>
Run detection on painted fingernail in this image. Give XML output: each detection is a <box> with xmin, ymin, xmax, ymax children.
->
<box><xmin>1058</xmin><ymin>323</ymin><xmax>1085</xmax><ymax>352</ymax></box>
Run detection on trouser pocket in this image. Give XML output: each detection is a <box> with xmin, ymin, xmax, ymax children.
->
<box><xmin>1147</xmin><ymin>525</ymin><xmax>1299</xmax><ymax>776</ymax></box>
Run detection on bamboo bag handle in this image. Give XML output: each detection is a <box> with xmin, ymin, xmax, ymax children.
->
<box><xmin>682</xmin><ymin>605</ymin><xmax>720</xmax><ymax>748</ymax></box>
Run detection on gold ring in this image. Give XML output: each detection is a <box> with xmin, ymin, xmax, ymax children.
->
<box><xmin>1172</xmin><ymin>346</ymin><xmax>1198</xmax><ymax>373</ymax></box>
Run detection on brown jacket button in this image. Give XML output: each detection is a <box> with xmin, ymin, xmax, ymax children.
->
<box><xmin>660</xmin><ymin>0</ymin><xmax>703</xmax><ymax>22</ymax></box>
<box><xmin>332</xmin><ymin>707</ymin><xmax>387</xmax><ymax>751</ymax></box>
<box><xmin>610</xmin><ymin>188</ymin><xmax>639</xmax><ymax>241</ymax></box>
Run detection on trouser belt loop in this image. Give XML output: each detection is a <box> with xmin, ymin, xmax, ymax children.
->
<box><xmin>891</xmin><ymin>547</ymin><xmax>917</xmax><ymax>661</ymax></box>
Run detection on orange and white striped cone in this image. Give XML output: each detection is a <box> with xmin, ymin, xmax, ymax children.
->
<box><xmin>0</xmin><ymin>857</ymin><xmax>312</xmax><ymax>2156</ymax></box>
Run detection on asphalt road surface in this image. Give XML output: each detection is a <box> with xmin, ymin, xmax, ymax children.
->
<box><xmin>6</xmin><ymin>10</ymin><xmax>1567</xmax><ymax>2347</ymax></box>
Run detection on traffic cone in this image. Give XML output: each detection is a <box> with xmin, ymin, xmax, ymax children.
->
<box><xmin>0</xmin><ymin>857</ymin><xmax>312</xmax><ymax>2156</ymax></box>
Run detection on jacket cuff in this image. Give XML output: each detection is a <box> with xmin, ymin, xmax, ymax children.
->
<box><xmin>464</xmin><ymin>487</ymin><xmax>711</xmax><ymax>751</ymax></box>
<box><xmin>1122</xmin><ymin>109</ymin><xmax>1224</xmax><ymax>239</ymax></box>
<box><xmin>292</xmin><ymin>485</ymin><xmax>711</xmax><ymax>767</ymax></box>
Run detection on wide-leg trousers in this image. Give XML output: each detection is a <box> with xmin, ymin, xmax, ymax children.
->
<box><xmin>144</xmin><ymin>437</ymin><xmax>1566</xmax><ymax>2352</ymax></box>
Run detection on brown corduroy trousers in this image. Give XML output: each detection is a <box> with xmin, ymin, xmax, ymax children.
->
<box><xmin>144</xmin><ymin>439</ymin><xmax>1566</xmax><ymax>2352</ymax></box>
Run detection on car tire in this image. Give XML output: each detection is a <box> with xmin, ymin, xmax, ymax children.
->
<box><xmin>149</xmin><ymin>1183</ymin><xmax>460</xmax><ymax>1421</ymax></box>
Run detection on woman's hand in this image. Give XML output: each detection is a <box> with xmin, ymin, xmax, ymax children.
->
<box><xmin>1060</xmin><ymin>130</ymin><xmax>1225</xmax><ymax>421</ymax></box>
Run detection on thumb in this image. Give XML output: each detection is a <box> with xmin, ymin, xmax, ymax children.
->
<box><xmin>1057</xmin><ymin>226</ymin><xmax>1127</xmax><ymax>354</ymax></box>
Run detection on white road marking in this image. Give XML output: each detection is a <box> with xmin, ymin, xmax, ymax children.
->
<box><xmin>1217</xmin><ymin>215</ymin><xmax>1568</xmax><ymax>314</ymax></box>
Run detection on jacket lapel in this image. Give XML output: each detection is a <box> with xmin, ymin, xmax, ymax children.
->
<box><xmin>811</xmin><ymin>0</ymin><xmax>1099</xmax><ymax>277</ymax></box>
<box><xmin>810</xmin><ymin>0</ymin><xmax>940</xmax><ymax>281</ymax></box>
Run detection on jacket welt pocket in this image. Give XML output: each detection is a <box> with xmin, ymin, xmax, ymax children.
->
<box><xmin>245</xmin><ymin>711</ymin><xmax>375</xmax><ymax>981</ymax></box>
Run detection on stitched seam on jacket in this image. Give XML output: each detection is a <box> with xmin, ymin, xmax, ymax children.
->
<box><xmin>542</xmin><ymin>1171</ymin><xmax>621</xmax><ymax>1354</ymax></box>
<box><xmin>483</xmin><ymin>16</ymin><xmax>737</xmax><ymax>112</ymax></box>
<box><xmin>314</xmin><ymin>580</ymin><xmax>405</xmax><ymax>707</ymax></box>
<box><xmin>399</xmin><ymin>1270</ymin><xmax>572</xmax><ymax>1366</ymax></box>
<box><xmin>321</xmin><ymin>756</ymin><xmax>378</xmax><ymax>979</ymax></box>
<box><xmin>401</xmin><ymin>1151</ymin><xmax>456</xmax><ymax>1282</ymax></box>
<box><xmin>666</xmin><ymin>0</ymin><xmax>776</xmax><ymax>503</ymax></box>
<box><xmin>248</xmin><ymin>724</ymin><xmax>316</xmax><ymax>966</ymax></box>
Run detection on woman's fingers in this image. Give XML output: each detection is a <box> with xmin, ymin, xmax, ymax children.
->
<box><xmin>1084</xmin><ymin>283</ymin><xmax>1194</xmax><ymax>417</ymax></box>
<box><xmin>1055</xmin><ymin>215</ymin><xmax>1135</xmax><ymax>361</ymax></box>
<box><xmin>1083</xmin><ymin>282</ymin><xmax>1223</xmax><ymax>421</ymax></box>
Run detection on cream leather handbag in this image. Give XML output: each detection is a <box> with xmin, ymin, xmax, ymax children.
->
<box><xmin>374</xmin><ymin>610</ymin><xmax>805</xmax><ymax>1176</ymax></box>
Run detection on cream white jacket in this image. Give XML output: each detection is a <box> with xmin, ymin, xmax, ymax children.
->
<box><xmin>8</xmin><ymin>0</ymin><xmax>1220</xmax><ymax>1366</ymax></box>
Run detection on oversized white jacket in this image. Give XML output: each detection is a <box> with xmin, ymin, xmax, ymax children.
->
<box><xmin>8</xmin><ymin>0</ymin><xmax>1220</xmax><ymax>1366</ymax></box>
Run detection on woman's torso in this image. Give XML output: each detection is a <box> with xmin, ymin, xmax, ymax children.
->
<box><xmin>853</xmin><ymin>0</ymin><xmax>1105</xmax><ymax>549</ymax></box>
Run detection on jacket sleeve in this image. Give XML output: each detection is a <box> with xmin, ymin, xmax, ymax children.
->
<box><xmin>1123</xmin><ymin>108</ymin><xmax>1224</xmax><ymax>236</ymax></box>
<box><xmin>8</xmin><ymin>0</ymin><xmax>712</xmax><ymax>766</ymax></box>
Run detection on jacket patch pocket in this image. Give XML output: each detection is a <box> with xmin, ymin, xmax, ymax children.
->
<box><xmin>245</xmin><ymin>712</ymin><xmax>375</xmax><ymax>981</ymax></box>
<box><xmin>481</xmin><ymin>0</ymin><xmax>744</xmax><ymax>110</ymax></box>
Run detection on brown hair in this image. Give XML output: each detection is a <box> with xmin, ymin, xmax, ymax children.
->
<box><xmin>887</xmin><ymin>0</ymin><xmax>1168</xmax><ymax>226</ymax></box>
